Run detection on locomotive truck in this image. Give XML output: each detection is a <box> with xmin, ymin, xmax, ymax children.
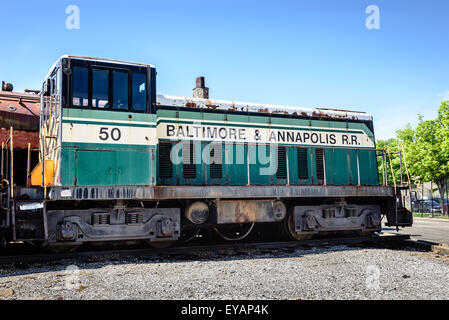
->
<box><xmin>0</xmin><ymin>55</ymin><xmax>413</xmax><ymax>251</ymax></box>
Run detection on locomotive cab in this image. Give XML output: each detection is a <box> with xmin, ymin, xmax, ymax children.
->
<box><xmin>24</xmin><ymin>56</ymin><xmax>180</xmax><ymax>248</ymax></box>
<box><xmin>31</xmin><ymin>56</ymin><xmax>158</xmax><ymax>189</ymax></box>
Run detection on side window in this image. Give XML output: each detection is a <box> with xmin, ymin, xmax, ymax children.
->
<box><xmin>132</xmin><ymin>73</ymin><xmax>146</xmax><ymax>111</ymax></box>
<box><xmin>113</xmin><ymin>71</ymin><xmax>129</xmax><ymax>110</ymax></box>
<box><xmin>92</xmin><ymin>69</ymin><xmax>109</xmax><ymax>108</ymax></box>
<box><xmin>57</xmin><ymin>68</ymin><xmax>62</xmax><ymax>93</ymax></box>
<box><xmin>72</xmin><ymin>66</ymin><xmax>89</xmax><ymax>107</ymax></box>
<box><xmin>51</xmin><ymin>74</ymin><xmax>56</xmax><ymax>95</ymax></box>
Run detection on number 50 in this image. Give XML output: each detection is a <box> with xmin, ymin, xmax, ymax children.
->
<box><xmin>99</xmin><ymin>127</ymin><xmax>121</xmax><ymax>141</ymax></box>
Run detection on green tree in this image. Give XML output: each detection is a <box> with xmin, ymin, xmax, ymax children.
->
<box><xmin>397</xmin><ymin>101</ymin><xmax>449</xmax><ymax>214</ymax></box>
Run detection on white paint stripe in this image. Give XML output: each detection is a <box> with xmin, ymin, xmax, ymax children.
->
<box><xmin>156</xmin><ymin>117</ymin><xmax>367</xmax><ymax>133</ymax></box>
<box><xmin>62</xmin><ymin>119</ymin><xmax>374</xmax><ymax>148</ymax></box>
<box><xmin>62</xmin><ymin>123</ymin><xmax>157</xmax><ymax>145</ymax></box>
<box><xmin>157</xmin><ymin>123</ymin><xmax>375</xmax><ymax>148</ymax></box>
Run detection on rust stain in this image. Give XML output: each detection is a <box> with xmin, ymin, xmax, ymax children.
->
<box><xmin>235</xmin><ymin>201</ymin><xmax>257</xmax><ymax>223</ymax></box>
<box><xmin>228</xmin><ymin>103</ymin><xmax>238</xmax><ymax>111</ymax></box>
<box><xmin>185</xmin><ymin>102</ymin><xmax>197</xmax><ymax>108</ymax></box>
<box><xmin>234</xmin><ymin>205</ymin><xmax>250</xmax><ymax>223</ymax></box>
<box><xmin>157</xmin><ymin>95</ymin><xmax>369</xmax><ymax>120</ymax></box>
<box><xmin>0</xmin><ymin>128</ymin><xmax>39</xmax><ymax>149</ymax></box>
<box><xmin>312</xmin><ymin>110</ymin><xmax>332</xmax><ymax>119</ymax></box>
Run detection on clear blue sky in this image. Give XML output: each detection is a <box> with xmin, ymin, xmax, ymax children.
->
<box><xmin>1</xmin><ymin>0</ymin><xmax>448</xmax><ymax>139</ymax></box>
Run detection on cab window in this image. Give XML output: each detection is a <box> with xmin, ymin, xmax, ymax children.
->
<box><xmin>132</xmin><ymin>73</ymin><xmax>146</xmax><ymax>112</ymax></box>
<box><xmin>70</xmin><ymin>62</ymin><xmax>149</xmax><ymax>113</ymax></box>
<box><xmin>112</xmin><ymin>71</ymin><xmax>129</xmax><ymax>110</ymax></box>
<box><xmin>92</xmin><ymin>69</ymin><xmax>109</xmax><ymax>108</ymax></box>
<box><xmin>72</xmin><ymin>66</ymin><xmax>88</xmax><ymax>107</ymax></box>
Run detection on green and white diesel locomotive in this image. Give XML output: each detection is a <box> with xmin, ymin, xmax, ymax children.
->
<box><xmin>1</xmin><ymin>56</ymin><xmax>412</xmax><ymax>249</ymax></box>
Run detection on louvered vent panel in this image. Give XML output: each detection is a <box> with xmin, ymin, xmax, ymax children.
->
<box><xmin>276</xmin><ymin>146</ymin><xmax>287</xmax><ymax>179</ymax></box>
<box><xmin>315</xmin><ymin>148</ymin><xmax>325</xmax><ymax>181</ymax></box>
<box><xmin>183</xmin><ymin>142</ymin><xmax>196</xmax><ymax>179</ymax></box>
<box><xmin>210</xmin><ymin>144</ymin><xmax>223</xmax><ymax>179</ymax></box>
<box><xmin>159</xmin><ymin>142</ymin><xmax>173</xmax><ymax>178</ymax></box>
<box><xmin>297</xmin><ymin>147</ymin><xmax>309</xmax><ymax>179</ymax></box>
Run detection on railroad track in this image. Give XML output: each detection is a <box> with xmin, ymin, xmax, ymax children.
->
<box><xmin>0</xmin><ymin>233</ymin><xmax>424</xmax><ymax>266</ymax></box>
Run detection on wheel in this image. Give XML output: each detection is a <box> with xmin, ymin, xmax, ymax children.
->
<box><xmin>178</xmin><ymin>225</ymin><xmax>201</xmax><ymax>243</ymax></box>
<box><xmin>214</xmin><ymin>222</ymin><xmax>255</xmax><ymax>241</ymax></box>
<box><xmin>284</xmin><ymin>213</ymin><xmax>313</xmax><ymax>241</ymax></box>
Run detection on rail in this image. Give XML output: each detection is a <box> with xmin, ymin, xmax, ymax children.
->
<box><xmin>0</xmin><ymin>233</ymin><xmax>412</xmax><ymax>265</ymax></box>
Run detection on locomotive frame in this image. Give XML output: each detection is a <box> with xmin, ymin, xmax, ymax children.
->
<box><xmin>0</xmin><ymin>55</ymin><xmax>413</xmax><ymax>250</ymax></box>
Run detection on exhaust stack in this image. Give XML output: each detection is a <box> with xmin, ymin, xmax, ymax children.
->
<box><xmin>193</xmin><ymin>76</ymin><xmax>209</xmax><ymax>99</ymax></box>
<box><xmin>1</xmin><ymin>81</ymin><xmax>13</xmax><ymax>92</ymax></box>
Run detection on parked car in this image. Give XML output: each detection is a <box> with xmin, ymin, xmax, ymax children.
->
<box><xmin>412</xmin><ymin>199</ymin><xmax>441</xmax><ymax>213</ymax></box>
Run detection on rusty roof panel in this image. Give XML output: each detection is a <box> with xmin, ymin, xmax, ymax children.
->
<box><xmin>156</xmin><ymin>95</ymin><xmax>372</xmax><ymax>121</ymax></box>
<box><xmin>0</xmin><ymin>91</ymin><xmax>40</xmax><ymax>132</ymax></box>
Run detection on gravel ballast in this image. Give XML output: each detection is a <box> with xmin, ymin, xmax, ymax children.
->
<box><xmin>0</xmin><ymin>245</ymin><xmax>448</xmax><ymax>300</ymax></box>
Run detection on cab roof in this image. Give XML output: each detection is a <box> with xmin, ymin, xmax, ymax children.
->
<box><xmin>45</xmin><ymin>55</ymin><xmax>154</xmax><ymax>80</ymax></box>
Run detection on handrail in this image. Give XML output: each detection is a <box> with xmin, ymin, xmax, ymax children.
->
<box><xmin>401</xmin><ymin>145</ymin><xmax>412</xmax><ymax>194</ymax></box>
<box><xmin>375</xmin><ymin>149</ymin><xmax>388</xmax><ymax>186</ymax></box>
<box><xmin>0</xmin><ymin>191</ymin><xmax>11</xmax><ymax>213</ymax></box>
<box><xmin>27</xmin><ymin>143</ymin><xmax>31</xmax><ymax>187</ymax></box>
<box><xmin>375</xmin><ymin>146</ymin><xmax>413</xmax><ymax>191</ymax></box>
<box><xmin>1</xmin><ymin>142</ymin><xmax>3</xmax><ymax>181</ymax></box>
<box><xmin>43</xmin><ymin>129</ymin><xmax>47</xmax><ymax>198</ymax></box>
<box><xmin>1</xmin><ymin>179</ymin><xmax>9</xmax><ymax>188</ymax></box>
<box><xmin>9</xmin><ymin>127</ymin><xmax>13</xmax><ymax>199</ymax></box>
<box><xmin>386</xmin><ymin>146</ymin><xmax>397</xmax><ymax>194</ymax></box>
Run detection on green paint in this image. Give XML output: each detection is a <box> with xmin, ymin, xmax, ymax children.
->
<box><xmin>60</xmin><ymin>146</ymin><xmax>154</xmax><ymax>186</ymax></box>
<box><xmin>358</xmin><ymin>150</ymin><xmax>379</xmax><ymax>185</ymax></box>
<box><xmin>62</xmin><ymin>142</ymin><xmax>156</xmax><ymax>150</ymax></box>
<box><xmin>75</xmin><ymin>150</ymin><xmax>116</xmax><ymax>186</ymax></box>
<box><xmin>63</xmin><ymin>108</ymin><xmax>157</xmax><ymax>122</ymax></box>
<box><xmin>62</xmin><ymin>119</ymin><xmax>156</xmax><ymax>128</ymax></box>
<box><xmin>58</xmin><ymin>106</ymin><xmax>378</xmax><ymax>187</ymax></box>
